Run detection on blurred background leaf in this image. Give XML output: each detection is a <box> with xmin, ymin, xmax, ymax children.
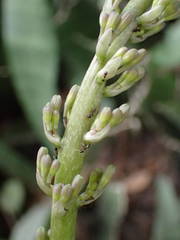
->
<box><xmin>151</xmin><ymin>175</ymin><xmax>180</xmax><ymax>240</ymax></box>
<box><xmin>2</xmin><ymin>0</ymin><xmax>60</xmax><ymax>142</ymax></box>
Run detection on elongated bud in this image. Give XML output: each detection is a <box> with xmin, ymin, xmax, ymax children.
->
<box><xmin>53</xmin><ymin>183</ymin><xmax>63</xmax><ymax>201</ymax></box>
<box><xmin>51</xmin><ymin>95</ymin><xmax>62</xmax><ymax>111</ymax></box>
<box><xmin>97</xmin><ymin>57</ymin><xmax>122</xmax><ymax>82</ymax></box>
<box><xmin>99</xmin><ymin>11</ymin><xmax>109</xmax><ymax>29</ymax></box>
<box><xmin>104</xmin><ymin>66</ymin><xmax>145</xmax><ymax>97</ymax></box>
<box><xmin>138</xmin><ymin>5</ymin><xmax>164</xmax><ymax>25</ymax></box>
<box><xmin>112</xmin><ymin>0</ymin><xmax>123</xmax><ymax>9</ymax></box>
<box><xmin>110</xmin><ymin>103</ymin><xmax>129</xmax><ymax>127</ymax></box>
<box><xmin>60</xmin><ymin>184</ymin><xmax>73</xmax><ymax>204</ymax></box>
<box><xmin>37</xmin><ymin>147</ymin><xmax>48</xmax><ymax>170</ymax></box>
<box><xmin>52</xmin><ymin>110</ymin><xmax>60</xmax><ymax>131</ymax></box>
<box><xmin>113</xmin><ymin>46</ymin><xmax>128</xmax><ymax>58</ymax></box>
<box><xmin>162</xmin><ymin>2</ymin><xmax>180</xmax><ymax>21</ymax></box>
<box><xmin>97</xmin><ymin>165</ymin><xmax>115</xmax><ymax>190</ymax></box>
<box><xmin>96</xmin><ymin>29</ymin><xmax>113</xmax><ymax>62</ymax></box>
<box><xmin>105</xmin><ymin>11</ymin><xmax>121</xmax><ymax>30</ymax></box>
<box><xmin>41</xmin><ymin>154</ymin><xmax>52</xmax><ymax>180</ymax></box>
<box><xmin>95</xmin><ymin>107</ymin><xmax>112</xmax><ymax>130</ymax></box>
<box><xmin>63</xmin><ymin>85</ymin><xmax>80</xmax><ymax>125</ymax></box>
<box><xmin>36</xmin><ymin>227</ymin><xmax>47</xmax><ymax>240</ymax></box>
<box><xmin>122</xmin><ymin>48</ymin><xmax>139</xmax><ymax>65</ymax></box>
<box><xmin>46</xmin><ymin>160</ymin><xmax>60</xmax><ymax>184</ymax></box>
<box><xmin>72</xmin><ymin>175</ymin><xmax>84</xmax><ymax>197</ymax></box>
<box><xmin>117</xmin><ymin>12</ymin><xmax>134</xmax><ymax>34</ymax></box>
<box><xmin>84</xmin><ymin>125</ymin><xmax>111</xmax><ymax>143</ymax></box>
<box><xmin>43</xmin><ymin>103</ymin><xmax>53</xmax><ymax>132</ymax></box>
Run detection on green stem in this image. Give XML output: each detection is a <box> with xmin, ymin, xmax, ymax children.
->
<box><xmin>50</xmin><ymin>0</ymin><xmax>153</xmax><ymax>239</ymax></box>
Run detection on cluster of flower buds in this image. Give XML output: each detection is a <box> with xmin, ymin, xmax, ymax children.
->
<box><xmin>96</xmin><ymin>0</ymin><xmax>136</xmax><ymax>63</ymax></box>
<box><xmin>78</xmin><ymin>165</ymin><xmax>115</xmax><ymax>206</ymax></box>
<box><xmin>84</xmin><ymin>103</ymin><xmax>129</xmax><ymax>143</ymax></box>
<box><xmin>36</xmin><ymin>226</ymin><xmax>49</xmax><ymax>240</ymax></box>
<box><xmin>36</xmin><ymin>147</ymin><xmax>60</xmax><ymax>196</ymax></box>
<box><xmin>52</xmin><ymin>174</ymin><xmax>84</xmax><ymax>216</ymax></box>
<box><xmin>104</xmin><ymin>65</ymin><xmax>146</xmax><ymax>97</ymax></box>
<box><xmin>96</xmin><ymin>46</ymin><xmax>147</xmax><ymax>84</ymax></box>
<box><xmin>131</xmin><ymin>0</ymin><xmax>180</xmax><ymax>43</ymax></box>
<box><xmin>43</xmin><ymin>95</ymin><xmax>62</xmax><ymax>146</ymax></box>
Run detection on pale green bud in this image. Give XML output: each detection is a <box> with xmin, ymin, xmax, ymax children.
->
<box><xmin>97</xmin><ymin>165</ymin><xmax>115</xmax><ymax>190</ymax></box>
<box><xmin>60</xmin><ymin>184</ymin><xmax>73</xmax><ymax>204</ymax></box>
<box><xmin>112</xmin><ymin>0</ymin><xmax>123</xmax><ymax>9</ymax></box>
<box><xmin>122</xmin><ymin>48</ymin><xmax>139</xmax><ymax>65</ymax></box>
<box><xmin>37</xmin><ymin>147</ymin><xmax>48</xmax><ymax>170</ymax></box>
<box><xmin>46</xmin><ymin>159</ymin><xmax>60</xmax><ymax>184</ymax></box>
<box><xmin>84</xmin><ymin>125</ymin><xmax>111</xmax><ymax>143</ymax></box>
<box><xmin>82</xmin><ymin>169</ymin><xmax>103</xmax><ymax>199</ymax></box>
<box><xmin>113</xmin><ymin>47</ymin><xmax>128</xmax><ymax>58</ymax></box>
<box><xmin>96</xmin><ymin>29</ymin><xmax>113</xmax><ymax>62</ymax></box>
<box><xmin>63</xmin><ymin>85</ymin><xmax>80</xmax><ymax>125</ymax></box>
<box><xmin>36</xmin><ymin>227</ymin><xmax>47</xmax><ymax>240</ymax></box>
<box><xmin>117</xmin><ymin>12</ymin><xmax>134</xmax><ymax>33</ymax></box>
<box><xmin>41</xmin><ymin>154</ymin><xmax>52</xmax><ymax>180</ymax></box>
<box><xmin>162</xmin><ymin>2</ymin><xmax>180</xmax><ymax>21</ymax></box>
<box><xmin>53</xmin><ymin>183</ymin><xmax>63</xmax><ymax>201</ymax></box>
<box><xmin>94</xmin><ymin>107</ymin><xmax>112</xmax><ymax>131</ymax></box>
<box><xmin>138</xmin><ymin>5</ymin><xmax>164</xmax><ymax>25</ymax></box>
<box><xmin>110</xmin><ymin>103</ymin><xmax>129</xmax><ymax>127</ymax></box>
<box><xmin>43</xmin><ymin>103</ymin><xmax>53</xmax><ymax>132</ymax></box>
<box><xmin>104</xmin><ymin>67</ymin><xmax>145</xmax><ymax>97</ymax></box>
<box><xmin>51</xmin><ymin>95</ymin><xmax>62</xmax><ymax>111</ymax></box>
<box><xmin>97</xmin><ymin>57</ymin><xmax>122</xmax><ymax>82</ymax></box>
<box><xmin>99</xmin><ymin>11</ymin><xmax>109</xmax><ymax>29</ymax></box>
<box><xmin>52</xmin><ymin>110</ymin><xmax>60</xmax><ymax>131</ymax></box>
<box><xmin>72</xmin><ymin>174</ymin><xmax>84</xmax><ymax>197</ymax></box>
<box><xmin>36</xmin><ymin>172</ymin><xmax>52</xmax><ymax>196</ymax></box>
<box><xmin>105</xmin><ymin>11</ymin><xmax>121</xmax><ymax>30</ymax></box>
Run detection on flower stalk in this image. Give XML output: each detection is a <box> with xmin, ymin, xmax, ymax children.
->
<box><xmin>35</xmin><ymin>0</ymin><xmax>180</xmax><ymax>240</ymax></box>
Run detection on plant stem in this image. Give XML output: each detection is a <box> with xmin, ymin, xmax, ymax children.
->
<box><xmin>50</xmin><ymin>0</ymin><xmax>153</xmax><ymax>239</ymax></box>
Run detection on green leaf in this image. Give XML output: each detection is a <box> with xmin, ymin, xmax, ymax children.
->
<box><xmin>0</xmin><ymin>179</ymin><xmax>25</xmax><ymax>215</ymax></box>
<box><xmin>2</xmin><ymin>0</ymin><xmax>59</xmax><ymax>141</ymax></box>
<box><xmin>152</xmin><ymin>175</ymin><xmax>180</xmax><ymax>240</ymax></box>
<box><xmin>10</xmin><ymin>200</ymin><xmax>50</xmax><ymax>240</ymax></box>
<box><xmin>152</xmin><ymin>21</ymin><xmax>180</xmax><ymax>68</ymax></box>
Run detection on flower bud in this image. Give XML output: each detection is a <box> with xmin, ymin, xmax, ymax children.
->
<box><xmin>43</xmin><ymin>103</ymin><xmax>53</xmax><ymax>132</ymax></box>
<box><xmin>104</xmin><ymin>66</ymin><xmax>145</xmax><ymax>97</ymax></box>
<box><xmin>97</xmin><ymin>165</ymin><xmax>115</xmax><ymax>190</ymax></box>
<box><xmin>52</xmin><ymin>110</ymin><xmax>60</xmax><ymax>131</ymax></box>
<box><xmin>72</xmin><ymin>174</ymin><xmax>84</xmax><ymax>197</ymax></box>
<box><xmin>37</xmin><ymin>147</ymin><xmax>48</xmax><ymax>170</ymax></box>
<box><xmin>105</xmin><ymin>11</ymin><xmax>121</xmax><ymax>30</ymax></box>
<box><xmin>138</xmin><ymin>5</ymin><xmax>164</xmax><ymax>25</ymax></box>
<box><xmin>41</xmin><ymin>154</ymin><xmax>52</xmax><ymax>180</ymax></box>
<box><xmin>84</xmin><ymin>125</ymin><xmax>111</xmax><ymax>143</ymax></box>
<box><xmin>51</xmin><ymin>95</ymin><xmax>62</xmax><ymax>111</ymax></box>
<box><xmin>122</xmin><ymin>48</ymin><xmax>139</xmax><ymax>65</ymax></box>
<box><xmin>97</xmin><ymin>56</ymin><xmax>122</xmax><ymax>82</ymax></box>
<box><xmin>110</xmin><ymin>103</ymin><xmax>129</xmax><ymax>127</ymax></box>
<box><xmin>93</xmin><ymin>107</ymin><xmax>112</xmax><ymax>131</ymax></box>
<box><xmin>46</xmin><ymin>160</ymin><xmax>60</xmax><ymax>184</ymax></box>
<box><xmin>63</xmin><ymin>85</ymin><xmax>80</xmax><ymax>125</ymax></box>
<box><xmin>53</xmin><ymin>183</ymin><xmax>63</xmax><ymax>201</ymax></box>
<box><xmin>117</xmin><ymin>12</ymin><xmax>134</xmax><ymax>33</ymax></box>
<box><xmin>99</xmin><ymin>11</ymin><xmax>109</xmax><ymax>29</ymax></box>
<box><xmin>60</xmin><ymin>184</ymin><xmax>73</xmax><ymax>204</ymax></box>
<box><xmin>96</xmin><ymin>28</ymin><xmax>113</xmax><ymax>62</ymax></box>
<box><xmin>113</xmin><ymin>47</ymin><xmax>128</xmax><ymax>58</ymax></box>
